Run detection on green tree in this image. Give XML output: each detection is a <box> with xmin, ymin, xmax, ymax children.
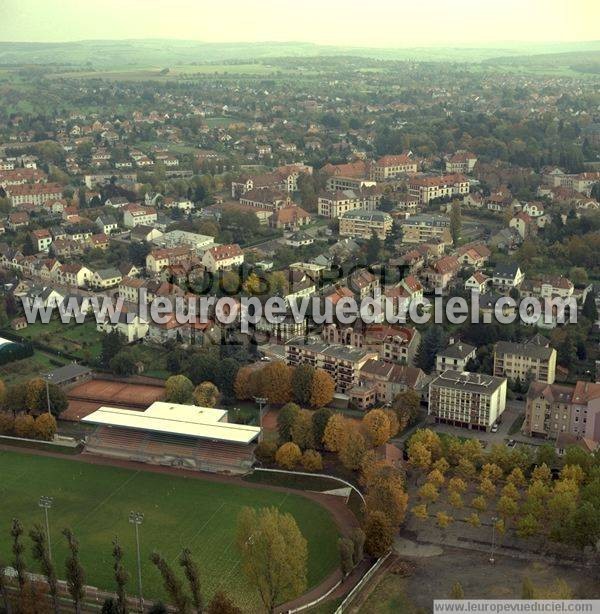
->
<box><xmin>291</xmin><ymin>409</ymin><xmax>315</xmax><ymax>450</ymax></box>
<box><xmin>112</xmin><ymin>537</ymin><xmax>129</xmax><ymax>614</ymax></box>
<box><xmin>101</xmin><ymin>330</ymin><xmax>125</xmax><ymax>367</ymax></box>
<box><xmin>415</xmin><ymin>326</ymin><xmax>445</xmax><ymax>372</ymax></box>
<box><xmin>364</xmin><ymin>510</ymin><xmax>394</xmax><ymax>557</ymax></box>
<box><xmin>30</xmin><ymin>524</ymin><xmax>59</xmax><ymax>614</ymax></box>
<box><xmin>277</xmin><ymin>402</ymin><xmax>300</xmax><ymax>442</ymax></box>
<box><xmin>63</xmin><ymin>528</ymin><xmax>86</xmax><ymax>614</ymax></box>
<box><xmin>291</xmin><ymin>364</ymin><xmax>315</xmax><ymax>406</ymax></box>
<box><xmin>392</xmin><ymin>389</ymin><xmax>421</xmax><ymax>430</ymax></box>
<box><xmin>0</xmin><ymin>555</ymin><xmax>11</xmax><ymax>614</ymax></box>
<box><xmin>338</xmin><ymin>537</ymin><xmax>354</xmax><ymax>577</ymax></box>
<box><xmin>110</xmin><ymin>350</ymin><xmax>137</xmax><ymax>376</ymax></box>
<box><xmin>366</xmin><ymin>231</ymin><xmax>382</xmax><ymax>264</ymax></box>
<box><xmin>150</xmin><ymin>552</ymin><xmax>190</xmax><ymax>614</ymax></box>
<box><xmin>350</xmin><ymin>528</ymin><xmax>365</xmax><ymax>565</ymax></box>
<box><xmin>311</xmin><ymin>407</ymin><xmax>333</xmax><ymax>448</ymax></box>
<box><xmin>582</xmin><ymin>291</ymin><xmax>598</xmax><ymax>321</ymax></box>
<box><xmin>165</xmin><ymin>375</ymin><xmax>195</xmax><ymax>404</ymax></box>
<box><xmin>11</xmin><ymin>519</ymin><xmax>26</xmax><ymax>590</ymax></box>
<box><xmin>237</xmin><ymin>506</ymin><xmax>308</xmax><ymax>614</ymax></box>
<box><xmin>179</xmin><ymin>548</ymin><xmax>203</xmax><ymax>614</ymax></box>
<box><xmin>207</xmin><ymin>591</ymin><xmax>242</xmax><ymax>614</ymax></box>
<box><xmin>193</xmin><ymin>381</ymin><xmax>221</xmax><ymax>407</ymax></box>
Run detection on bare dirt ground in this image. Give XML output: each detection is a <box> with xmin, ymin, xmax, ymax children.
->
<box><xmin>62</xmin><ymin>378</ymin><xmax>164</xmax><ymax>420</ymax></box>
<box><xmin>358</xmin><ymin>546</ymin><xmax>600</xmax><ymax>612</ymax></box>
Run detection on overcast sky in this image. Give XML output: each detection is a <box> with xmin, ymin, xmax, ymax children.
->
<box><xmin>0</xmin><ymin>0</ymin><xmax>598</xmax><ymax>47</ymax></box>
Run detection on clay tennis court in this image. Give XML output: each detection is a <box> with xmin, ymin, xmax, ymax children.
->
<box><xmin>62</xmin><ymin>378</ymin><xmax>165</xmax><ymax>421</ymax></box>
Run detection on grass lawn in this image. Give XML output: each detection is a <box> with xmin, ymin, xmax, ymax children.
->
<box><xmin>359</xmin><ymin>574</ymin><xmax>416</xmax><ymax>613</ymax></box>
<box><xmin>12</xmin><ymin>319</ymin><xmax>102</xmax><ymax>362</ymax></box>
<box><xmin>0</xmin><ymin>450</ymin><xmax>339</xmax><ymax>609</ymax></box>
<box><xmin>0</xmin><ymin>349</ymin><xmax>67</xmax><ymax>386</ymax></box>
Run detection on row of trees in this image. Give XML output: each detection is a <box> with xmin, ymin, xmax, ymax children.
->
<box><xmin>1</xmin><ymin>509</ymin><xmax>307</xmax><ymax>614</ymax></box>
<box><xmin>0</xmin><ymin>411</ymin><xmax>57</xmax><ymax>441</ymax></box>
<box><xmin>234</xmin><ymin>362</ymin><xmax>335</xmax><ymax>409</ymax></box>
<box><xmin>0</xmin><ymin>379</ymin><xmax>68</xmax><ymax>419</ymax></box>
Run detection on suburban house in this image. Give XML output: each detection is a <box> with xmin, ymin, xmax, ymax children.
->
<box><xmin>57</xmin><ymin>264</ymin><xmax>93</xmax><ymax>288</ymax></box>
<box><xmin>95</xmin><ymin>215</ymin><xmax>119</xmax><ymax>234</ymax></box>
<box><xmin>465</xmin><ymin>271</ymin><xmax>490</xmax><ymax>293</ymax></box>
<box><xmin>97</xmin><ymin>310</ymin><xmax>149</xmax><ymax>343</ymax></box>
<box><xmin>435</xmin><ymin>341</ymin><xmax>477</xmax><ymax>373</ymax></box>
<box><xmin>31</xmin><ymin>229</ymin><xmax>53</xmax><ymax>252</ymax></box>
<box><xmin>492</xmin><ymin>263</ymin><xmax>525</xmax><ymax>291</ymax></box>
<box><xmin>91</xmin><ymin>267</ymin><xmax>123</xmax><ymax>289</ymax></box>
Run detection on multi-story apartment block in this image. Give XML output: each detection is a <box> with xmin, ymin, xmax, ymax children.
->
<box><xmin>317</xmin><ymin>188</ymin><xmax>382</xmax><ymax>219</ymax></box>
<box><xmin>570</xmin><ymin>381</ymin><xmax>600</xmax><ymax>442</ymax></box>
<box><xmin>428</xmin><ymin>370</ymin><xmax>507</xmax><ymax>431</ymax></box>
<box><xmin>239</xmin><ymin>188</ymin><xmax>292</xmax><ymax>211</ymax></box>
<box><xmin>339</xmin><ymin>209</ymin><xmax>393</xmax><ymax>240</ymax></box>
<box><xmin>370</xmin><ymin>154</ymin><xmax>418</xmax><ymax>180</ymax></box>
<box><xmin>399</xmin><ymin>214</ymin><xmax>451</xmax><ymax>244</ymax></box>
<box><xmin>322</xmin><ymin>323</ymin><xmax>420</xmax><ymax>366</ymax></box>
<box><xmin>326</xmin><ymin>176</ymin><xmax>377</xmax><ymax>192</ymax></box>
<box><xmin>408</xmin><ymin>174</ymin><xmax>470</xmax><ymax>204</ymax></box>
<box><xmin>123</xmin><ymin>204</ymin><xmax>158</xmax><ymax>228</ymax></box>
<box><xmin>202</xmin><ymin>244</ymin><xmax>244</xmax><ymax>273</ymax></box>
<box><xmin>543</xmin><ymin>170</ymin><xmax>600</xmax><ymax>197</ymax></box>
<box><xmin>523</xmin><ymin>381</ymin><xmax>575</xmax><ymax>439</ymax></box>
<box><xmin>7</xmin><ymin>183</ymin><xmax>63</xmax><ymax>207</ymax></box>
<box><xmin>493</xmin><ymin>337</ymin><xmax>557</xmax><ymax>384</ymax></box>
<box><xmin>285</xmin><ymin>336</ymin><xmax>378</xmax><ymax>393</ymax></box>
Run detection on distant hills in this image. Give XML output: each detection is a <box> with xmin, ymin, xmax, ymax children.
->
<box><xmin>0</xmin><ymin>39</ymin><xmax>600</xmax><ymax>68</ymax></box>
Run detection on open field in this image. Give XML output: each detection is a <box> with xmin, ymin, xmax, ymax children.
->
<box><xmin>0</xmin><ymin>349</ymin><xmax>66</xmax><ymax>386</ymax></box>
<box><xmin>50</xmin><ymin>63</ymin><xmax>284</xmax><ymax>81</ymax></box>
<box><xmin>0</xmin><ymin>450</ymin><xmax>340</xmax><ymax>609</ymax></box>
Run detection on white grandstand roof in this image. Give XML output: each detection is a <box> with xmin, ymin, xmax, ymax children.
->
<box><xmin>82</xmin><ymin>401</ymin><xmax>260</xmax><ymax>444</ymax></box>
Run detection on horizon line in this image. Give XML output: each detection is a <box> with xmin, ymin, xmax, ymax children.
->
<box><xmin>1</xmin><ymin>37</ymin><xmax>599</xmax><ymax>50</ymax></box>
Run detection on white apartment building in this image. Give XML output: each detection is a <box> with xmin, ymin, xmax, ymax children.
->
<box><xmin>429</xmin><ymin>370</ymin><xmax>507</xmax><ymax>431</ymax></box>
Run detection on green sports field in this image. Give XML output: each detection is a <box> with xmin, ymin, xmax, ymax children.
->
<box><xmin>0</xmin><ymin>450</ymin><xmax>340</xmax><ymax>609</ymax></box>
